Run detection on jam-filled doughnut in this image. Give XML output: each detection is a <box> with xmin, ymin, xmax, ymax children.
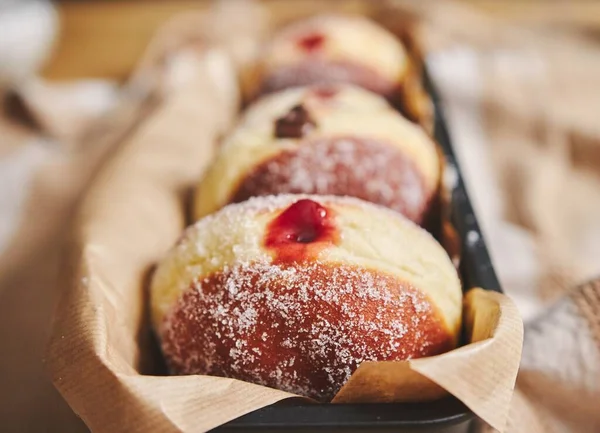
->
<box><xmin>194</xmin><ymin>85</ymin><xmax>440</xmax><ymax>225</ymax></box>
<box><xmin>246</xmin><ymin>15</ymin><xmax>410</xmax><ymax>101</ymax></box>
<box><xmin>152</xmin><ymin>195</ymin><xmax>462</xmax><ymax>402</ymax></box>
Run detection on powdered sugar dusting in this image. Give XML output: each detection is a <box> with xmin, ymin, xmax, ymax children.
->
<box><xmin>160</xmin><ymin>260</ymin><xmax>452</xmax><ymax>401</ymax></box>
<box><xmin>231</xmin><ymin>137</ymin><xmax>433</xmax><ymax>224</ymax></box>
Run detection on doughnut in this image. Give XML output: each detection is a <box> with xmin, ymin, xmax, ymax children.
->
<box><xmin>152</xmin><ymin>194</ymin><xmax>462</xmax><ymax>402</ymax></box>
<box><xmin>194</xmin><ymin>85</ymin><xmax>440</xmax><ymax>225</ymax></box>
<box><xmin>246</xmin><ymin>15</ymin><xmax>410</xmax><ymax>101</ymax></box>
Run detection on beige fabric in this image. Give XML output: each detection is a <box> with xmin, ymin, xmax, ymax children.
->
<box><xmin>0</xmin><ymin>80</ymin><xmax>152</xmax><ymax>433</ymax></box>
<box><xmin>388</xmin><ymin>0</ymin><xmax>600</xmax><ymax>306</ymax></box>
<box><xmin>398</xmin><ymin>1</ymin><xmax>600</xmax><ymax>431</ymax></box>
<box><xmin>1</xmin><ymin>1</ymin><xmax>600</xmax><ymax>432</ymax></box>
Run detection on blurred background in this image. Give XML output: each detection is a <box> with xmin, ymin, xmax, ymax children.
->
<box><xmin>1</xmin><ymin>0</ymin><xmax>600</xmax><ymax>432</ymax></box>
<box><xmin>7</xmin><ymin>0</ymin><xmax>600</xmax><ymax>81</ymax></box>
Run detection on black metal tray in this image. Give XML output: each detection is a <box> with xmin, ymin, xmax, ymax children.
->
<box><xmin>215</xmin><ymin>69</ymin><xmax>501</xmax><ymax>432</ymax></box>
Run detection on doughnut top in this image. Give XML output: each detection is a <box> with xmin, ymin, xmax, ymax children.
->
<box><xmin>152</xmin><ymin>195</ymin><xmax>462</xmax><ymax>339</ymax></box>
<box><xmin>240</xmin><ymin>84</ymin><xmax>389</xmax><ymax>126</ymax></box>
<box><xmin>194</xmin><ymin>85</ymin><xmax>440</xmax><ymax>219</ymax></box>
<box><xmin>251</xmin><ymin>15</ymin><xmax>409</xmax><ymax>96</ymax></box>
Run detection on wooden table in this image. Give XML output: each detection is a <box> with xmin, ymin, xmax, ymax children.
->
<box><xmin>44</xmin><ymin>0</ymin><xmax>600</xmax><ymax>81</ymax></box>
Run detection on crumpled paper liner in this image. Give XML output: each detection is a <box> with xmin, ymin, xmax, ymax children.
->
<box><xmin>47</xmin><ymin>2</ymin><xmax>523</xmax><ymax>433</ymax></box>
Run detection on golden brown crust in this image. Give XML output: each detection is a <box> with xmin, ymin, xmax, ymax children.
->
<box><xmin>230</xmin><ymin>136</ymin><xmax>434</xmax><ymax>225</ymax></box>
<box><xmin>161</xmin><ymin>261</ymin><xmax>454</xmax><ymax>402</ymax></box>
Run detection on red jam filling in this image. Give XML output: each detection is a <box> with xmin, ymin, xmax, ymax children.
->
<box><xmin>265</xmin><ymin>199</ymin><xmax>338</xmax><ymax>262</ymax></box>
<box><xmin>297</xmin><ymin>32</ymin><xmax>325</xmax><ymax>52</ymax></box>
<box><xmin>313</xmin><ymin>86</ymin><xmax>339</xmax><ymax>99</ymax></box>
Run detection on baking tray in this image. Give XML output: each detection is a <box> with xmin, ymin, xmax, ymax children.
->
<box><xmin>214</xmin><ymin>68</ymin><xmax>502</xmax><ymax>432</ymax></box>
